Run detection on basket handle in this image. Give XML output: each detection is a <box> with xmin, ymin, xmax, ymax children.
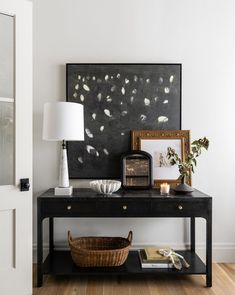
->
<box><xmin>127</xmin><ymin>231</ymin><xmax>133</xmax><ymax>244</ymax></box>
<box><xmin>68</xmin><ymin>230</ymin><xmax>73</xmax><ymax>244</ymax></box>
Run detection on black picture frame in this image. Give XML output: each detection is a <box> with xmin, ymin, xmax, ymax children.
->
<box><xmin>66</xmin><ymin>63</ymin><xmax>182</xmax><ymax>179</ymax></box>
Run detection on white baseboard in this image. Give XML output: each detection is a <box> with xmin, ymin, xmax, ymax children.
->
<box><xmin>33</xmin><ymin>242</ymin><xmax>235</xmax><ymax>263</ymax></box>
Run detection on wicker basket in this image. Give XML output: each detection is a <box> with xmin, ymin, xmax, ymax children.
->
<box><xmin>68</xmin><ymin>230</ymin><xmax>133</xmax><ymax>267</ymax></box>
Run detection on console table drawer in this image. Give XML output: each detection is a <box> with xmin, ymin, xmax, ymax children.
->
<box><xmin>151</xmin><ymin>199</ymin><xmax>208</xmax><ymax>217</ymax></box>
<box><xmin>97</xmin><ymin>200</ymin><xmax>151</xmax><ymax>217</ymax></box>
<box><xmin>42</xmin><ymin>200</ymin><xmax>96</xmax><ymax>216</ymax></box>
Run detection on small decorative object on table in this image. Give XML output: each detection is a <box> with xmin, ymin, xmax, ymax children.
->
<box><xmin>160</xmin><ymin>183</ymin><xmax>170</xmax><ymax>196</ymax></box>
<box><xmin>68</xmin><ymin>230</ymin><xmax>133</xmax><ymax>267</ymax></box>
<box><xmin>167</xmin><ymin>137</ymin><xmax>209</xmax><ymax>194</ymax></box>
<box><xmin>121</xmin><ymin>151</ymin><xmax>152</xmax><ymax>189</ymax></box>
<box><xmin>90</xmin><ymin>180</ymin><xmax>121</xmax><ymax>194</ymax></box>
<box><xmin>142</xmin><ymin>247</ymin><xmax>190</xmax><ymax>270</ymax></box>
<box><xmin>158</xmin><ymin>248</ymin><xmax>190</xmax><ymax>270</ymax></box>
<box><xmin>138</xmin><ymin>249</ymin><xmax>174</xmax><ymax>268</ymax></box>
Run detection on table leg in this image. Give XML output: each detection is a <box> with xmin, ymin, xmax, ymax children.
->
<box><xmin>49</xmin><ymin>217</ymin><xmax>54</xmax><ymax>255</ymax></box>
<box><xmin>190</xmin><ymin>217</ymin><xmax>195</xmax><ymax>252</ymax></box>
<box><xmin>37</xmin><ymin>212</ymin><xmax>43</xmax><ymax>287</ymax></box>
<box><xmin>206</xmin><ymin>214</ymin><xmax>212</xmax><ymax>287</ymax></box>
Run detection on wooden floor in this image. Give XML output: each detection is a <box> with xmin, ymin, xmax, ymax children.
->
<box><xmin>33</xmin><ymin>264</ymin><xmax>235</xmax><ymax>295</ymax></box>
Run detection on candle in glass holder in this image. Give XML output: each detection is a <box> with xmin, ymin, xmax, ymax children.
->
<box><xmin>160</xmin><ymin>183</ymin><xmax>170</xmax><ymax>195</ymax></box>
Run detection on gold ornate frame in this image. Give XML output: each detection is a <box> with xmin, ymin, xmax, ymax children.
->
<box><xmin>131</xmin><ymin>130</ymin><xmax>191</xmax><ymax>188</ymax></box>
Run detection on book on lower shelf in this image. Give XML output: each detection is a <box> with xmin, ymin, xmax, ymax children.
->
<box><xmin>138</xmin><ymin>249</ymin><xmax>174</xmax><ymax>269</ymax></box>
<box><xmin>144</xmin><ymin>246</ymin><xmax>172</xmax><ymax>261</ymax></box>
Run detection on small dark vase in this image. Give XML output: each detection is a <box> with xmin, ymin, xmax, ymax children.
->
<box><xmin>174</xmin><ymin>176</ymin><xmax>194</xmax><ymax>194</ymax></box>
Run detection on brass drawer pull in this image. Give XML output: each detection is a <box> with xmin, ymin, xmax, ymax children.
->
<box><xmin>123</xmin><ymin>205</ymin><xmax>127</xmax><ymax>210</ymax></box>
<box><xmin>178</xmin><ymin>205</ymin><xmax>183</xmax><ymax>210</ymax></box>
<box><xmin>67</xmin><ymin>205</ymin><xmax>72</xmax><ymax>210</ymax></box>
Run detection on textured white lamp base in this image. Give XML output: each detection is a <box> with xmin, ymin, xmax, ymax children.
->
<box><xmin>54</xmin><ymin>186</ymin><xmax>73</xmax><ymax>196</ymax></box>
<box><xmin>55</xmin><ymin>143</ymin><xmax>73</xmax><ymax>196</ymax></box>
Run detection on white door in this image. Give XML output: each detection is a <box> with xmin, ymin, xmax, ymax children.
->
<box><xmin>0</xmin><ymin>0</ymin><xmax>32</xmax><ymax>294</ymax></box>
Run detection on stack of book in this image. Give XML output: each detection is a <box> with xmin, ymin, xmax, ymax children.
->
<box><xmin>138</xmin><ymin>247</ymin><xmax>173</xmax><ymax>269</ymax></box>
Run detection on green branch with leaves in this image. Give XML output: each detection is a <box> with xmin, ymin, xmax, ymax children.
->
<box><xmin>167</xmin><ymin>137</ymin><xmax>209</xmax><ymax>180</ymax></box>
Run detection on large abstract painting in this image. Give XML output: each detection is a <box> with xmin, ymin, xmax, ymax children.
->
<box><xmin>66</xmin><ymin>64</ymin><xmax>181</xmax><ymax>179</ymax></box>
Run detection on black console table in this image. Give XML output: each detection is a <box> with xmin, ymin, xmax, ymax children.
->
<box><xmin>37</xmin><ymin>188</ymin><xmax>212</xmax><ymax>287</ymax></box>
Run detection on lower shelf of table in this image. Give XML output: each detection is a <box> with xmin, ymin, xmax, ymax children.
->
<box><xmin>43</xmin><ymin>250</ymin><xmax>206</xmax><ymax>276</ymax></box>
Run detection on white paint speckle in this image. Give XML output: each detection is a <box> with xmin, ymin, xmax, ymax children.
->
<box><xmin>146</xmin><ymin>78</ymin><xmax>150</xmax><ymax>83</ymax></box>
<box><xmin>169</xmin><ymin>75</ymin><xmax>174</xmax><ymax>83</ymax></box>
<box><xmin>85</xmin><ymin>128</ymin><xmax>93</xmax><ymax>138</ymax></box>
<box><xmin>140</xmin><ymin>114</ymin><xmax>147</xmax><ymax>121</ymax></box>
<box><xmin>96</xmin><ymin>151</ymin><xmax>99</xmax><ymax>157</ymax></box>
<box><xmin>158</xmin><ymin>77</ymin><xmax>163</xmax><ymax>84</ymax></box>
<box><xmin>134</xmin><ymin>75</ymin><xmax>138</xmax><ymax>82</ymax></box>
<box><xmin>75</xmin><ymin>84</ymin><xmax>79</xmax><ymax>90</ymax></box>
<box><xmin>111</xmin><ymin>85</ymin><xmax>116</xmax><ymax>92</ymax></box>
<box><xmin>97</xmin><ymin>93</ymin><xmax>102</xmax><ymax>101</ymax></box>
<box><xmin>164</xmin><ymin>87</ymin><xmax>170</xmax><ymax>94</ymax></box>
<box><xmin>117</xmin><ymin>73</ymin><xmax>120</xmax><ymax>79</ymax></box>
<box><xmin>92</xmin><ymin>76</ymin><xmax>96</xmax><ymax>80</ymax></box>
<box><xmin>130</xmin><ymin>96</ymin><xmax>134</xmax><ymax>103</ymax></box>
<box><xmin>86</xmin><ymin>145</ymin><xmax>96</xmax><ymax>154</ymax></box>
<box><xmin>163</xmin><ymin>100</ymin><xmax>168</xmax><ymax>104</ymax></box>
<box><xmin>158</xmin><ymin>116</ymin><xmax>168</xmax><ymax>123</ymax></box>
<box><xmin>120</xmin><ymin>101</ymin><xmax>123</xmax><ymax>105</ymax></box>
<box><xmin>80</xmin><ymin>94</ymin><xmax>84</xmax><ymax>102</ymax></box>
<box><xmin>105</xmin><ymin>74</ymin><xmax>109</xmax><ymax>81</ymax></box>
<box><xmin>83</xmin><ymin>84</ymin><xmax>90</xmax><ymax>91</ymax></box>
<box><xmin>100</xmin><ymin>126</ymin><xmax>104</xmax><ymax>132</ymax></box>
<box><xmin>103</xmin><ymin>148</ymin><xmax>109</xmax><ymax>155</ymax></box>
<box><xmin>82</xmin><ymin>77</ymin><xmax>86</xmax><ymax>82</ymax></box>
<box><xmin>78</xmin><ymin>157</ymin><xmax>83</xmax><ymax>163</ymax></box>
<box><xmin>132</xmin><ymin>89</ymin><xmax>137</xmax><ymax>94</ymax></box>
<box><xmin>78</xmin><ymin>75</ymin><xmax>81</xmax><ymax>80</ymax></box>
<box><xmin>92</xmin><ymin>113</ymin><xmax>96</xmax><ymax>120</ymax></box>
<box><xmin>104</xmin><ymin>109</ymin><xmax>112</xmax><ymax>117</ymax></box>
<box><xmin>154</xmin><ymin>96</ymin><xmax>158</xmax><ymax>102</ymax></box>
<box><xmin>121</xmin><ymin>132</ymin><xmax>125</xmax><ymax>136</ymax></box>
<box><xmin>121</xmin><ymin>87</ymin><xmax>125</xmax><ymax>95</ymax></box>
<box><xmin>125</xmin><ymin>78</ymin><xmax>129</xmax><ymax>84</ymax></box>
<box><xmin>111</xmin><ymin>76</ymin><xmax>114</xmax><ymax>79</ymax></box>
<box><xmin>106</xmin><ymin>96</ymin><xmax>112</xmax><ymax>102</ymax></box>
<box><xmin>121</xmin><ymin>110</ymin><xmax>128</xmax><ymax>116</ymax></box>
<box><xmin>73</xmin><ymin>92</ymin><xmax>78</xmax><ymax>98</ymax></box>
<box><xmin>144</xmin><ymin>98</ymin><xmax>150</xmax><ymax>106</ymax></box>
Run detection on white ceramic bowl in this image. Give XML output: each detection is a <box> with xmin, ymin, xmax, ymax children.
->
<box><xmin>90</xmin><ymin>180</ymin><xmax>121</xmax><ymax>194</ymax></box>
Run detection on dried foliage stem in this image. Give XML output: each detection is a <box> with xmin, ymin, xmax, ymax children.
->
<box><xmin>167</xmin><ymin>137</ymin><xmax>209</xmax><ymax>181</ymax></box>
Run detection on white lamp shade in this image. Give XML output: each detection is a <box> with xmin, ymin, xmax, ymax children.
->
<box><xmin>43</xmin><ymin>102</ymin><xmax>84</xmax><ymax>141</ymax></box>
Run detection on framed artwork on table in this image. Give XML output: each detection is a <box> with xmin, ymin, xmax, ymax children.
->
<box><xmin>67</xmin><ymin>63</ymin><xmax>182</xmax><ymax>179</ymax></box>
<box><xmin>131</xmin><ymin>130</ymin><xmax>191</xmax><ymax>188</ymax></box>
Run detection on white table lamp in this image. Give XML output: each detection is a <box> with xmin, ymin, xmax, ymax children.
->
<box><xmin>43</xmin><ymin>102</ymin><xmax>84</xmax><ymax>195</ymax></box>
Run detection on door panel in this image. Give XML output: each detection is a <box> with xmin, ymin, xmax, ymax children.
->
<box><xmin>0</xmin><ymin>12</ymin><xmax>14</xmax><ymax>186</ymax></box>
<box><xmin>0</xmin><ymin>101</ymin><xmax>14</xmax><ymax>185</ymax></box>
<box><xmin>0</xmin><ymin>209</ymin><xmax>15</xmax><ymax>269</ymax></box>
<box><xmin>0</xmin><ymin>13</ymin><xmax>14</xmax><ymax>98</ymax></box>
<box><xmin>0</xmin><ymin>1</ymin><xmax>32</xmax><ymax>294</ymax></box>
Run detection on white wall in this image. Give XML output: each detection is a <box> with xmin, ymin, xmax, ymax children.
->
<box><xmin>33</xmin><ymin>0</ymin><xmax>235</xmax><ymax>262</ymax></box>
